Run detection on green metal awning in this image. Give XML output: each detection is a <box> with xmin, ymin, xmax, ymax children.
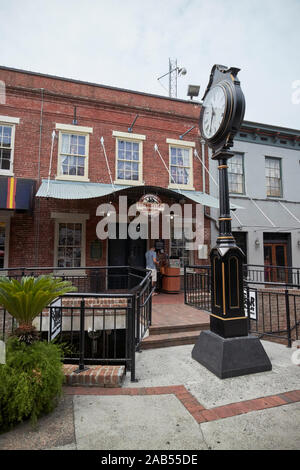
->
<box><xmin>36</xmin><ymin>180</ymin><xmax>243</xmax><ymax>209</ymax></box>
<box><xmin>36</xmin><ymin>180</ymin><xmax>128</xmax><ymax>200</ymax></box>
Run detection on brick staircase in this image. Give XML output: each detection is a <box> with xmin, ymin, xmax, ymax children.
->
<box><xmin>141</xmin><ymin>322</ymin><xmax>209</xmax><ymax>349</ymax></box>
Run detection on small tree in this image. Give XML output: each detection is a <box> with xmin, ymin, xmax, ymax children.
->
<box><xmin>0</xmin><ymin>275</ymin><xmax>76</xmax><ymax>344</ymax></box>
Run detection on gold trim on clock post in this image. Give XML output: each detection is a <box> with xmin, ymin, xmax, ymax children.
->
<box><xmin>222</xmin><ymin>262</ymin><xmax>226</xmax><ymax>315</ymax></box>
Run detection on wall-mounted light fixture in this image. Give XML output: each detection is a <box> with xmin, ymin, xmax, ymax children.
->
<box><xmin>187</xmin><ymin>84</ymin><xmax>200</xmax><ymax>100</ymax></box>
<box><xmin>255</xmin><ymin>238</ymin><xmax>260</xmax><ymax>246</ymax></box>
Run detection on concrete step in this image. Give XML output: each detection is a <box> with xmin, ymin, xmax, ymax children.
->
<box><xmin>141</xmin><ymin>327</ymin><xmax>208</xmax><ymax>350</ymax></box>
<box><xmin>149</xmin><ymin>323</ymin><xmax>207</xmax><ymax>335</ymax></box>
<box><xmin>63</xmin><ymin>364</ymin><xmax>125</xmax><ymax>387</ymax></box>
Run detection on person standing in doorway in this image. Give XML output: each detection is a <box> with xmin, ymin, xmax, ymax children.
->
<box><xmin>145</xmin><ymin>246</ymin><xmax>159</xmax><ymax>295</ymax></box>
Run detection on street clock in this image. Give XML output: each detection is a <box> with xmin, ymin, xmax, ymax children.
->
<box><xmin>199</xmin><ymin>64</ymin><xmax>245</xmax><ymax>154</ymax></box>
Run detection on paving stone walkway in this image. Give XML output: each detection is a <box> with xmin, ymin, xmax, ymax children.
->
<box><xmin>0</xmin><ymin>339</ymin><xmax>299</xmax><ymax>450</ymax></box>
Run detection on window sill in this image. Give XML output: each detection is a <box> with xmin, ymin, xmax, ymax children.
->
<box><xmin>229</xmin><ymin>193</ymin><xmax>247</xmax><ymax>198</ymax></box>
<box><xmin>55</xmin><ymin>176</ymin><xmax>90</xmax><ymax>182</ymax></box>
<box><xmin>0</xmin><ymin>171</ymin><xmax>14</xmax><ymax>177</ymax></box>
<box><xmin>53</xmin><ymin>269</ymin><xmax>86</xmax><ymax>277</ymax></box>
<box><xmin>168</xmin><ymin>184</ymin><xmax>195</xmax><ymax>191</ymax></box>
<box><xmin>114</xmin><ymin>180</ymin><xmax>145</xmax><ymax>187</ymax></box>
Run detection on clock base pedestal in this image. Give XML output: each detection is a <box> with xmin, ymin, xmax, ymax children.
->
<box><xmin>192</xmin><ymin>330</ymin><xmax>272</xmax><ymax>379</ymax></box>
<box><xmin>210</xmin><ymin>315</ymin><xmax>248</xmax><ymax>338</ymax></box>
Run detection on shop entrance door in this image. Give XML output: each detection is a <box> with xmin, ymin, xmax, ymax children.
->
<box><xmin>263</xmin><ymin>243</ymin><xmax>288</xmax><ymax>282</ymax></box>
<box><xmin>108</xmin><ymin>224</ymin><xmax>147</xmax><ymax>288</ymax></box>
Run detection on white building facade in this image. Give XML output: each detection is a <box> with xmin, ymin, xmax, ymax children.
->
<box><xmin>209</xmin><ymin>120</ymin><xmax>300</xmax><ymax>282</ymax></box>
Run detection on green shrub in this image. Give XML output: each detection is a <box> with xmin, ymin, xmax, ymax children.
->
<box><xmin>0</xmin><ymin>275</ymin><xmax>76</xmax><ymax>344</ymax></box>
<box><xmin>0</xmin><ymin>337</ymin><xmax>65</xmax><ymax>433</ymax></box>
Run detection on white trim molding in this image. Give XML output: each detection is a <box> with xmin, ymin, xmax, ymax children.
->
<box><xmin>166</xmin><ymin>138</ymin><xmax>195</xmax><ymax>147</ymax></box>
<box><xmin>55</xmin><ymin>123</ymin><xmax>93</xmax><ymax>134</ymax></box>
<box><xmin>0</xmin><ymin>115</ymin><xmax>20</xmax><ymax>125</ymax></box>
<box><xmin>112</xmin><ymin>130</ymin><xmax>146</xmax><ymax>141</ymax></box>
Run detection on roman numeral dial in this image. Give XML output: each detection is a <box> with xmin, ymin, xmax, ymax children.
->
<box><xmin>202</xmin><ymin>85</ymin><xmax>226</xmax><ymax>139</ymax></box>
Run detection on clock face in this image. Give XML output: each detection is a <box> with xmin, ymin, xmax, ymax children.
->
<box><xmin>202</xmin><ymin>85</ymin><xmax>226</xmax><ymax>139</ymax></box>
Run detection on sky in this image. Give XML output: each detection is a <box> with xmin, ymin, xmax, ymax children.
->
<box><xmin>0</xmin><ymin>0</ymin><xmax>299</xmax><ymax>130</ymax></box>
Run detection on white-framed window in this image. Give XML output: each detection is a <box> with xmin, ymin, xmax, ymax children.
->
<box><xmin>0</xmin><ymin>115</ymin><xmax>20</xmax><ymax>176</ymax></box>
<box><xmin>167</xmin><ymin>139</ymin><xmax>195</xmax><ymax>190</ymax></box>
<box><xmin>55</xmin><ymin>124</ymin><xmax>92</xmax><ymax>181</ymax></box>
<box><xmin>113</xmin><ymin>131</ymin><xmax>145</xmax><ymax>186</ymax></box>
<box><xmin>52</xmin><ymin>212</ymin><xmax>89</xmax><ymax>273</ymax></box>
<box><xmin>265</xmin><ymin>156</ymin><xmax>282</xmax><ymax>197</ymax></box>
<box><xmin>228</xmin><ymin>153</ymin><xmax>245</xmax><ymax>194</ymax></box>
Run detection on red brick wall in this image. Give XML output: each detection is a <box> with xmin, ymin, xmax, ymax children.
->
<box><xmin>0</xmin><ymin>67</ymin><xmax>211</xmax><ymax>269</ymax></box>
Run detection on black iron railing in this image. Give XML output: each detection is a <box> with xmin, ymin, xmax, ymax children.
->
<box><xmin>244</xmin><ymin>264</ymin><xmax>300</xmax><ymax>286</ymax></box>
<box><xmin>0</xmin><ymin>266</ymin><xmax>153</xmax><ymax>382</ymax></box>
<box><xmin>184</xmin><ymin>264</ymin><xmax>300</xmax><ymax>346</ymax></box>
<box><xmin>245</xmin><ymin>282</ymin><xmax>300</xmax><ymax>347</ymax></box>
<box><xmin>0</xmin><ymin>265</ymin><xmax>148</xmax><ymax>293</ymax></box>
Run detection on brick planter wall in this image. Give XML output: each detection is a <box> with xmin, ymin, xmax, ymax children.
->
<box><xmin>1</xmin><ymin>296</ymin><xmax>129</xmax><ymax>337</ymax></box>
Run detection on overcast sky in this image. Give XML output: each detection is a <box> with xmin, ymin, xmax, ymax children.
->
<box><xmin>1</xmin><ymin>0</ymin><xmax>299</xmax><ymax>129</ymax></box>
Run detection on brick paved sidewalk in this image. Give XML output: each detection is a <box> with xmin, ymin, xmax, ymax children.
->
<box><xmin>0</xmin><ymin>340</ymin><xmax>299</xmax><ymax>450</ymax></box>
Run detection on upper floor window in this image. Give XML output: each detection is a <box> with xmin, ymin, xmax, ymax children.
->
<box><xmin>265</xmin><ymin>157</ymin><xmax>282</xmax><ymax>197</ymax></box>
<box><xmin>167</xmin><ymin>139</ymin><xmax>195</xmax><ymax>190</ymax></box>
<box><xmin>113</xmin><ymin>131</ymin><xmax>145</xmax><ymax>185</ymax></box>
<box><xmin>0</xmin><ymin>125</ymin><xmax>12</xmax><ymax>172</ymax></box>
<box><xmin>0</xmin><ymin>115</ymin><xmax>19</xmax><ymax>175</ymax></box>
<box><xmin>228</xmin><ymin>153</ymin><xmax>244</xmax><ymax>194</ymax></box>
<box><xmin>56</xmin><ymin>123</ymin><xmax>92</xmax><ymax>181</ymax></box>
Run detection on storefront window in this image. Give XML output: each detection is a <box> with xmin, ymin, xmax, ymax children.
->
<box><xmin>57</xmin><ymin>223</ymin><xmax>82</xmax><ymax>268</ymax></box>
<box><xmin>170</xmin><ymin>221</ymin><xmax>191</xmax><ymax>268</ymax></box>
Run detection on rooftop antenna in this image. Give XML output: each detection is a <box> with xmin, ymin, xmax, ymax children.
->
<box><xmin>157</xmin><ymin>58</ymin><xmax>187</xmax><ymax>98</ymax></box>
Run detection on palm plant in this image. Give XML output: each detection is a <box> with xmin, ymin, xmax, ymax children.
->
<box><xmin>0</xmin><ymin>275</ymin><xmax>77</xmax><ymax>343</ymax></box>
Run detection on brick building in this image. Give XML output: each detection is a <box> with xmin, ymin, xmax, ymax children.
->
<box><xmin>0</xmin><ymin>66</ymin><xmax>219</xmax><ymax>278</ymax></box>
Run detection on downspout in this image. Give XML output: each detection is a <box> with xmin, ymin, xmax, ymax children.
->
<box><xmin>200</xmin><ymin>139</ymin><xmax>206</xmax><ymax>193</ymax></box>
<box><xmin>34</xmin><ymin>88</ymin><xmax>44</xmax><ymax>266</ymax></box>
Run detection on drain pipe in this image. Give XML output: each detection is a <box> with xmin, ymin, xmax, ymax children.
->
<box><xmin>34</xmin><ymin>88</ymin><xmax>44</xmax><ymax>266</ymax></box>
<box><xmin>200</xmin><ymin>138</ymin><xmax>206</xmax><ymax>193</ymax></box>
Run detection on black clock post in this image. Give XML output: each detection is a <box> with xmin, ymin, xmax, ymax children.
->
<box><xmin>192</xmin><ymin>65</ymin><xmax>272</xmax><ymax>378</ymax></box>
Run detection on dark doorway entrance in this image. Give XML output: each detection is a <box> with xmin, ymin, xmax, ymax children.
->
<box><xmin>263</xmin><ymin>232</ymin><xmax>291</xmax><ymax>283</ymax></box>
<box><xmin>108</xmin><ymin>224</ymin><xmax>147</xmax><ymax>288</ymax></box>
<box><xmin>232</xmin><ymin>231</ymin><xmax>247</xmax><ymax>263</ymax></box>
